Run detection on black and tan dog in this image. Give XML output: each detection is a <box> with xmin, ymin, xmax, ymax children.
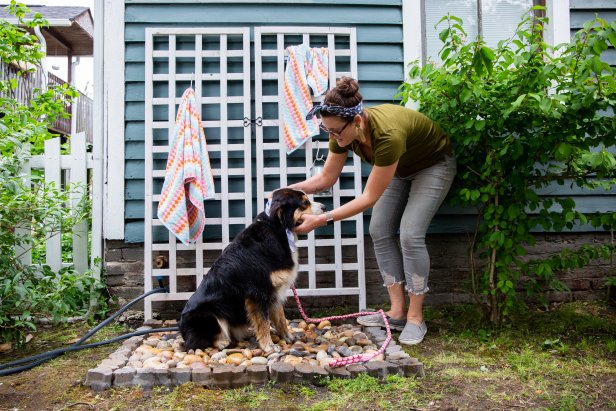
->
<box><xmin>179</xmin><ymin>188</ymin><xmax>325</xmax><ymax>352</ymax></box>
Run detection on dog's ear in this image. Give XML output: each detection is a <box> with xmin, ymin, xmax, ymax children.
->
<box><xmin>268</xmin><ymin>190</ymin><xmax>301</xmax><ymax>230</ymax></box>
<box><xmin>269</xmin><ymin>199</ymin><xmax>296</xmax><ymax>230</ymax></box>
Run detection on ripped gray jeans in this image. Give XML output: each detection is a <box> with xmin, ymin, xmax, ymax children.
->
<box><xmin>369</xmin><ymin>154</ymin><xmax>456</xmax><ymax>295</ymax></box>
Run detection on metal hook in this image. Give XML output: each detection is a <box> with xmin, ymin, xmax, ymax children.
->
<box><xmin>311</xmin><ymin>140</ymin><xmax>325</xmax><ymax>169</ymax></box>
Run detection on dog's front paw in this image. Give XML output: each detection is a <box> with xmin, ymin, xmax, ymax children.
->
<box><xmin>214</xmin><ymin>336</ymin><xmax>231</xmax><ymax>350</ymax></box>
<box><xmin>263</xmin><ymin>343</ymin><xmax>282</xmax><ymax>355</ymax></box>
<box><xmin>283</xmin><ymin>332</ymin><xmax>295</xmax><ymax>343</ymax></box>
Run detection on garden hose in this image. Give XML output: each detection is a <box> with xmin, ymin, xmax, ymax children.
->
<box><xmin>0</xmin><ymin>283</ymin><xmax>179</xmax><ymax>376</ymax></box>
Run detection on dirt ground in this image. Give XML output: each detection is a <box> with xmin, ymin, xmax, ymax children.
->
<box><xmin>1</xmin><ymin>301</ymin><xmax>615</xmax><ymax>411</ymax></box>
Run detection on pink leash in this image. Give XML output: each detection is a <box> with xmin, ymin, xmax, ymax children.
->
<box><xmin>291</xmin><ymin>286</ymin><xmax>391</xmax><ymax>368</ymax></box>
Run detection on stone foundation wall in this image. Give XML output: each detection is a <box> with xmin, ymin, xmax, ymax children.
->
<box><xmin>104</xmin><ymin>232</ymin><xmax>614</xmax><ymax>318</ymax></box>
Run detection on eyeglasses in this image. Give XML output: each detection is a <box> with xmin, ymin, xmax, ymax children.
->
<box><xmin>319</xmin><ymin>120</ymin><xmax>353</xmax><ymax>138</ymax></box>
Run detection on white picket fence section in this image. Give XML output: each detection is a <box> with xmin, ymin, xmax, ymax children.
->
<box><xmin>16</xmin><ymin>132</ymin><xmax>98</xmax><ymax>275</ymax></box>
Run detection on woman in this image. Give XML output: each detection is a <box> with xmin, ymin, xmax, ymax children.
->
<box><xmin>288</xmin><ymin>77</ymin><xmax>456</xmax><ymax>345</ymax></box>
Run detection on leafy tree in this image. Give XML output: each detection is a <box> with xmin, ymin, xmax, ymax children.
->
<box><xmin>1</xmin><ymin>1</ymin><xmax>106</xmax><ymax>344</ymax></box>
<box><xmin>398</xmin><ymin>8</ymin><xmax>616</xmax><ymax>324</ymax></box>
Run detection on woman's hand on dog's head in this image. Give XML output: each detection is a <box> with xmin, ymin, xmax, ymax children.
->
<box><xmin>294</xmin><ymin>213</ymin><xmax>326</xmax><ymax>234</ymax></box>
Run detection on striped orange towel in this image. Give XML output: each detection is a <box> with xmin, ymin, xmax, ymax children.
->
<box><xmin>282</xmin><ymin>44</ymin><xmax>329</xmax><ymax>154</ymax></box>
<box><xmin>157</xmin><ymin>88</ymin><xmax>215</xmax><ymax>245</ymax></box>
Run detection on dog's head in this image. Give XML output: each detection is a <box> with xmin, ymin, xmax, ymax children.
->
<box><xmin>268</xmin><ymin>188</ymin><xmax>325</xmax><ymax>230</ymax></box>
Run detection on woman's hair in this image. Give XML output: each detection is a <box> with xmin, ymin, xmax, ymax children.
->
<box><xmin>322</xmin><ymin>76</ymin><xmax>363</xmax><ymax>117</ymax></box>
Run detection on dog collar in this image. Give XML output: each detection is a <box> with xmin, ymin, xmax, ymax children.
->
<box><xmin>264</xmin><ymin>199</ymin><xmax>297</xmax><ymax>253</ymax></box>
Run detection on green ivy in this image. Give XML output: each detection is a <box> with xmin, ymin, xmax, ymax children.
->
<box><xmin>398</xmin><ymin>8</ymin><xmax>616</xmax><ymax>324</ymax></box>
<box><xmin>1</xmin><ymin>1</ymin><xmax>108</xmax><ymax>344</ymax></box>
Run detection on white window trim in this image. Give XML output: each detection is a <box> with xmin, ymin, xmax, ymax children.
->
<box><xmin>402</xmin><ymin>0</ymin><xmax>571</xmax><ymax>106</ymax></box>
<box><xmin>546</xmin><ymin>0</ymin><xmax>571</xmax><ymax>46</ymax></box>
<box><xmin>402</xmin><ymin>0</ymin><xmax>422</xmax><ymax>109</ymax></box>
<box><xmin>99</xmin><ymin>0</ymin><xmax>126</xmax><ymax>239</ymax></box>
<box><xmin>402</xmin><ymin>0</ymin><xmax>572</xmax><ymax>65</ymax></box>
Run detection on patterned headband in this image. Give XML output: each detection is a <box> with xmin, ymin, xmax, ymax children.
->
<box><xmin>305</xmin><ymin>101</ymin><xmax>363</xmax><ymax>120</ymax></box>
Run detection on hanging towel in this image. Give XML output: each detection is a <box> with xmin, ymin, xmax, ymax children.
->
<box><xmin>157</xmin><ymin>88</ymin><xmax>215</xmax><ymax>245</ymax></box>
<box><xmin>282</xmin><ymin>44</ymin><xmax>329</xmax><ymax>154</ymax></box>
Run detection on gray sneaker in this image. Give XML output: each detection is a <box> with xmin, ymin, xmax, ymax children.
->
<box><xmin>356</xmin><ymin>313</ymin><xmax>406</xmax><ymax>331</ymax></box>
<box><xmin>398</xmin><ymin>321</ymin><xmax>427</xmax><ymax>345</ymax></box>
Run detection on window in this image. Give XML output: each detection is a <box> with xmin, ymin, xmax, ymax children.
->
<box><xmin>423</xmin><ymin>0</ymin><xmax>544</xmax><ymax>63</ymax></box>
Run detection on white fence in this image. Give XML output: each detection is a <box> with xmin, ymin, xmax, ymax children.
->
<box><xmin>15</xmin><ymin>132</ymin><xmax>100</xmax><ymax>276</ymax></box>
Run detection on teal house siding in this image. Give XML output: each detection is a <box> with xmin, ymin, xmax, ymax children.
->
<box><xmin>566</xmin><ymin>0</ymin><xmax>616</xmax><ymax>225</ymax></box>
<box><xmin>122</xmin><ymin>0</ymin><xmax>615</xmax><ymax>243</ymax></box>
<box><xmin>123</xmin><ymin>0</ymin><xmax>405</xmax><ymax>242</ymax></box>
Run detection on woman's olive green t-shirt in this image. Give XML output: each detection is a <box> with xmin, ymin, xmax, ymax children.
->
<box><xmin>328</xmin><ymin>104</ymin><xmax>451</xmax><ymax>177</ymax></box>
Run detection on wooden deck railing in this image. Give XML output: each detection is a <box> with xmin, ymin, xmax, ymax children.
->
<box><xmin>0</xmin><ymin>60</ymin><xmax>93</xmax><ymax>143</ymax></box>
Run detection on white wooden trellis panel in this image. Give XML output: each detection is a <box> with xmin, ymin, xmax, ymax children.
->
<box><xmin>144</xmin><ymin>28</ymin><xmax>252</xmax><ymax>320</ymax></box>
<box><xmin>254</xmin><ymin>26</ymin><xmax>366</xmax><ymax>310</ymax></box>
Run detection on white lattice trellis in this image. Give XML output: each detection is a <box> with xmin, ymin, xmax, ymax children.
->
<box><xmin>254</xmin><ymin>26</ymin><xmax>366</xmax><ymax>309</ymax></box>
<box><xmin>144</xmin><ymin>28</ymin><xmax>252</xmax><ymax>320</ymax></box>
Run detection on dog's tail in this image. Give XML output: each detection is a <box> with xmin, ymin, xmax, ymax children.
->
<box><xmin>179</xmin><ymin>311</ymin><xmax>221</xmax><ymax>351</ymax></box>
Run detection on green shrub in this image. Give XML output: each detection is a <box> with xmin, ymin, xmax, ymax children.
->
<box><xmin>398</xmin><ymin>8</ymin><xmax>616</xmax><ymax>324</ymax></box>
<box><xmin>1</xmin><ymin>1</ymin><xmax>107</xmax><ymax>344</ymax></box>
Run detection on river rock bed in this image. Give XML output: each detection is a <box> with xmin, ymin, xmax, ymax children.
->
<box><xmin>85</xmin><ymin>319</ymin><xmax>425</xmax><ymax>390</ymax></box>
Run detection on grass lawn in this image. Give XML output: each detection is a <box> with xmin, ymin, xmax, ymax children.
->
<box><xmin>0</xmin><ymin>301</ymin><xmax>614</xmax><ymax>410</ymax></box>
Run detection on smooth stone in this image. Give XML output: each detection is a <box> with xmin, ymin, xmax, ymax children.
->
<box><xmin>316</xmin><ymin>350</ymin><xmax>330</xmax><ymax>361</ymax></box>
<box><xmin>289</xmin><ymin>349</ymin><xmax>307</xmax><ymax>357</ymax></box>
<box><xmin>343</xmin><ymin>330</ymin><xmax>354</xmax><ymax>338</ymax></box>
<box><xmin>191</xmin><ymin>361</ymin><xmax>208</xmax><ymax>369</ymax></box>
<box><xmin>326</xmin><ymin>345</ymin><xmax>336</xmax><ymax>356</ymax></box>
<box><xmin>183</xmin><ymin>354</ymin><xmax>203</xmax><ymax>364</ymax></box>
<box><xmin>353</xmin><ymin>332</ymin><xmax>368</xmax><ymax>340</ymax></box>
<box><xmin>242</xmin><ymin>349</ymin><xmax>252</xmax><ymax>360</ymax></box>
<box><xmin>298</xmin><ymin>321</ymin><xmax>308</xmax><ymax>330</ymax></box>
<box><xmin>349</xmin><ymin>345</ymin><xmax>363</xmax><ymax>355</ymax></box>
<box><xmin>211</xmin><ymin>352</ymin><xmax>227</xmax><ymax>361</ymax></box>
<box><xmin>144</xmin><ymin>338</ymin><xmax>160</xmax><ymax>347</ymax></box>
<box><xmin>337</xmin><ymin>347</ymin><xmax>353</xmax><ymax>357</ymax></box>
<box><xmin>251</xmin><ymin>349</ymin><xmax>264</xmax><ymax>357</ymax></box>
<box><xmin>156</xmin><ymin>341</ymin><xmax>171</xmax><ymax>350</ymax></box>
<box><xmin>227</xmin><ymin>353</ymin><xmax>246</xmax><ymax>366</ymax></box>
<box><xmin>367</xmin><ymin>354</ymin><xmax>385</xmax><ymax>362</ymax></box>
<box><xmin>251</xmin><ymin>356</ymin><xmax>268</xmax><ymax>365</ymax></box>
<box><xmin>283</xmin><ymin>355</ymin><xmax>302</xmax><ymax>366</ymax></box>
<box><xmin>142</xmin><ymin>357</ymin><xmax>163</xmax><ymax>368</ymax></box>
<box><xmin>135</xmin><ymin>345</ymin><xmax>154</xmax><ymax>353</ymax></box>
<box><xmin>317</xmin><ymin>320</ymin><xmax>331</xmax><ymax>330</ymax></box>
<box><xmin>355</xmin><ymin>338</ymin><xmax>373</xmax><ymax>347</ymax></box>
